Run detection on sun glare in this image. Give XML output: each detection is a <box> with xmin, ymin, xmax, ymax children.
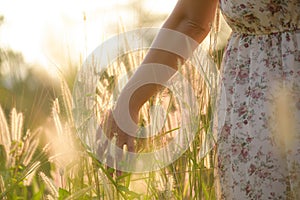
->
<box><xmin>0</xmin><ymin>0</ymin><xmax>176</xmax><ymax>76</ymax></box>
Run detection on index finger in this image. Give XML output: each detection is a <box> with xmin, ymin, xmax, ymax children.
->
<box><xmin>126</xmin><ymin>137</ymin><xmax>135</xmax><ymax>153</ymax></box>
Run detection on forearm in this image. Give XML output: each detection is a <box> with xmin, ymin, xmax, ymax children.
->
<box><xmin>115</xmin><ymin>0</ymin><xmax>218</xmax><ymax>118</ymax></box>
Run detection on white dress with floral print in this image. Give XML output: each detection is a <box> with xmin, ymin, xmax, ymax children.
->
<box><xmin>216</xmin><ymin>0</ymin><xmax>300</xmax><ymax>199</ymax></box>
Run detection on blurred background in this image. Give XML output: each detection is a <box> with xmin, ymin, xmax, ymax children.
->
<box><xmin>0</xmin><ymin>1</ymin><xmax>233</xmax><ymax>199</ymax></box>
<box><xmin>0</xmin><ymin>0</ymin><xmax>177</xmax><ymax>129</ymax></box>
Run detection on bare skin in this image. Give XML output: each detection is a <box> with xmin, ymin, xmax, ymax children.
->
<box><xmin>97</xmin><ymin>0</ymin><xmax>218</xmax><ymax>155</ymax></box>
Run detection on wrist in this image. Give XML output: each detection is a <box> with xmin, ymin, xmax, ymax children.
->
<box><xmin>114</xmin><ymin>99</ymin><xmax>139</xmax><ymax>124</ymax></box>
<box><xmin>129</xmin><ymin>102</ymin><xmax>140</xmax><ymax>124</ymax></box>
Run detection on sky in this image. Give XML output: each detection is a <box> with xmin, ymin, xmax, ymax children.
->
<box><xmin>0</xmin><ymin>0</ymin><xmax>176</xmax><ymax>75</ymax></box>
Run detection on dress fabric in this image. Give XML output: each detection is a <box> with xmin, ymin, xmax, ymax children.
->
<box><xmin>216</xmin><ymin>0</ymin><xmax>300</xmax><ymax>199</ymax></box>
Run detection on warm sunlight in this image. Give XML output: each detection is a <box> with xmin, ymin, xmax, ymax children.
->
<box><xmin>1</xmin><ymin>0</ymin><xmax>299</xmax><ymax>199</ymax></box>
<box><xmin>0</xmin><ymin>0</ymin><xmax>176</xmax><ymax>75</ymax></box>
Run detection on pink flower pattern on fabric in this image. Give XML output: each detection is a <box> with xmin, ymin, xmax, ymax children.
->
<box><xmin>216</xmin><ymin>0</ymin><xmax>300</xmax><ymax>199</ymax></box>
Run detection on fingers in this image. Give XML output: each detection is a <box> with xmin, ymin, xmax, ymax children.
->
<box><xmin>126</xmin><ymin>137</ymin><xmax>135</xmax><ymax>152</ymax></box>
<box><xmin>96</xmin><ymin>110</ymin><xmax>137</xmax><ymax>177</ymax></box>
<box><xmin>115</xmin><ymin>136</ymin><xmax>135</xmax><ymax>176</ymax></box>
<box><xmin>116</xmin><ymin>136</ymin><xmax>125</xmax><ymax>149</ymax></box>
<box><xmin>116</xmin><ymin>134</ymin><xmax>136</xmax><ymax>153</ymax></box>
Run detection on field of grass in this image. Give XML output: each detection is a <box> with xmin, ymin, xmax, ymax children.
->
<box><xmin>0</xmin><ymin>42</ymin><xmax>223</xmax><ymax>199</ymax></box>
<box><xmin>0</xmin><ymin>9</ymin><xmax>230</xmax><ymax>198</ymax></box>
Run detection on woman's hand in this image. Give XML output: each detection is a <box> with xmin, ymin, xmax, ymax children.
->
<box><xmin>97</xmin><ymin>109</ymin><xmax>136</xmax><ymax>152</ymax></box>
<box><xmin>96</xmin><ymin>109</ymin><xmax>138</xmax><ymax>176</ymax></box>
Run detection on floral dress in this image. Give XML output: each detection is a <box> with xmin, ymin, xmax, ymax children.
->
<box><xmin>216</xmin><ymin>0</ymin><xmax>300</xmax><ymax>199</ymax></box>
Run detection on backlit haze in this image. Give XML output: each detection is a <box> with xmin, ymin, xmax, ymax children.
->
<box><xmin>0</xmin><ymin>0</ymin><xmax>176</xmax><ymax>76</ymax></box>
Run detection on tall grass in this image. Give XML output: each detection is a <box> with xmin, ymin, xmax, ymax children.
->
<box><xmin>74</xmin><ymin>26</ymin><xmax>220</xmax><ymax>198</ymax></box>
<box><xmin>0</xmin><ymin>106</ymin><xmax>43</xmax><ymax>199</ymax></box>
<box><xmin>0</xmin><ymin>19</ymin><xmax>228</xmax><ymax>200</ymax></box>
<box><xmin>0</xmin><ymin>50</ymin><xmax>219</xmax><ymax>199</ymax></box>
